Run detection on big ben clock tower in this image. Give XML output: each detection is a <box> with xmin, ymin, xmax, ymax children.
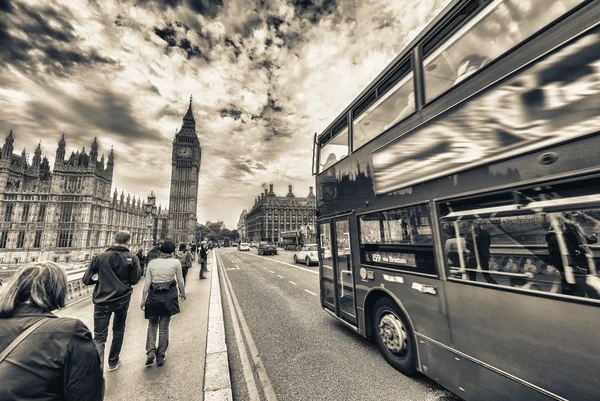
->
<box><xmin>168</xmin><ymin>96</ymin><xmax>202</xmax><ymax>243</ymax></box>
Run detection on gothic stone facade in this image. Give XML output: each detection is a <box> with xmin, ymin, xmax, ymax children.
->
<box><xmin>0</xmin><ymin>131</ymin><xmax>165</xmax><ymax>265</ymax></box>
<box><xmin>245</xmin><ymin>184</ymin><xmax>316</xmax><ymax>243</ymax></box>
<box><xmin>168</xmin><ymin>98</ymin><xmax>202</xmax><ymax>243</ymax></box>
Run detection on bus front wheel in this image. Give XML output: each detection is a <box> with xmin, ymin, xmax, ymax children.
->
<box><xmin>372</xmin><ymin>298</ymin><xmax>416</xmax><ymax>375</ymax></box>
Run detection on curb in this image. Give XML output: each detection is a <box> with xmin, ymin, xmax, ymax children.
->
<box><xmin>203</xmin><ymin>250</ymin><xmax>233</xmax><ymax>401</ymax></box>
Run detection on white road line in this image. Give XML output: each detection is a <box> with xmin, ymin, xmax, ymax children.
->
<box><xmin>288</xmin><ymin>281</ymin><xmax>297</xmax><ymax>286</ymax></box>
<box><xmin>216</xmin><ymin>252</ymin><xmax>260</xmax><ymax>401</ymax></box>
<box><xmin>304</xmin><ymin>289</ymin><xmax>317</xmax><ymax>296</ymax></box>
<box><xmin>269</xmin><ymin>270</ymin><xmax>274</xmax><ymax>274</ymax></box>
<box><xmin>221</xmin><ymin>257</ymin><xmax>278</xmax><ymax>401</ymax></box>
<box><xmin>241</xmin><ymin>252</ymin><xmax>319</xmax><ymax>275</ymax></box>
<box><xmin>276</xmin><ymin>275</ymin><xmax>283</xmax><ymax>278</ymax></box>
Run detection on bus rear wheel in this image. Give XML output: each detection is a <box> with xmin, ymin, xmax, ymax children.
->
<box><xmin>372</xmin><ymin>298</ymin><xmax>416</xmax><ymax>375</ymax></box>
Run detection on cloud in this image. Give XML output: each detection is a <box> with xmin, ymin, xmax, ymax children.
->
<box><xmin>0</xmin><ymin>0</ymin><xmax>452</xmax><ymax>228</ymax></box>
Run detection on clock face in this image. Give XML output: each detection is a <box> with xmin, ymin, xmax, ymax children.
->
<box><xmin>177</xmin><ymin>147</ymin><xmax>192</xmax><ymax>158</ymax></box>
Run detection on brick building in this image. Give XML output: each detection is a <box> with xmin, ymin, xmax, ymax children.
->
<box><xmin>245</xmin><ymin>184</ymin><xmax>316</xmax><ymax>242</ymax></box>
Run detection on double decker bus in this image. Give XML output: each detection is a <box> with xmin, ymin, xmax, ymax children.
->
<box><xmin>313</xmin><ymin>1</ymin><xmax>600</xmax><ymax>400</ymax></box>
<box><xmin>223</xmin><ymin>236</ymin><xmax>230</xmax><ymax>247</ymax></box>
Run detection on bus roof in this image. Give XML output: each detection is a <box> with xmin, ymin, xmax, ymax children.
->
<box><xmin>317</xmin><ymin>0</ymin><xmax>462</xmax><ymax>143</ymax></box>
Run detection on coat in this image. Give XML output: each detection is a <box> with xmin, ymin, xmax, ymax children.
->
<box><xmin>82</xmin><ymin>245</ymin><xmax>141</xmax><ymax>305</ymax></box>
<box><xmin>0</xmin><ymin>304</ymin><xmax>104</xmax><ymax>401</ymax></box>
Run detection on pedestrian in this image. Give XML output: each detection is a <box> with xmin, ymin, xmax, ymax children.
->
<box><xmin>0</xmin><ymin>262</ymin><xmax>104</xmax><ymax>400</ymax></box>
<box><xmin>141</xmin><ymin>239</ymin><xmax>186</xmax><ymax>367</ymax></box>
<box><xmin>199</xmin><ymin>244</ymin><xmax>208</xmax><ymax>279</ymax></box>
<box><xmin>146</xmin><ymin>243</ymin><xmax>162</xmax><ymax>265</ymax></box>
<box><xmin>82</xmin><ymin>231</ymin><xmax>141</xmax><ymax>372</ymax></box>
<box><xmin>190</xmin><ymin>242</ymin><xmax>197</xmax><ymax>260</ymax></box>
<box><xmin>136</xmin><ymin>248</ymin><xmax>146</xmax><ymax>276</ymax></box>
<box><xmin>175</xmin><ymin>243</ymin><xmax>193</xmax><ymax>284</ymax></box>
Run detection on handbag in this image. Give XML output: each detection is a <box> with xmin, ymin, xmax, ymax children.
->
<box><xmin>0</xmin><ymin>318</ymin><xmax>51</xmax><ymax>363</ymax></box>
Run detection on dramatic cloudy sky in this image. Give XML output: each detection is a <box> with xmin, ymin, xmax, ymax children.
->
<box><xmin>0</xmin><ymin>0</ymin><xmax>450</xmax><ymax>228</ymax></box>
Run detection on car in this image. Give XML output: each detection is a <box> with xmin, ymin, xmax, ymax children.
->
<box><xmin>294</xmin><ymin>244</ymin><xmax>319</xmax><ymax>266</ymax></box>
<box><xmin>232</xmin><ymin>242</ymin><xmax>238</xmax><ymax>247</ymax></box>
<box><xmin>258</xmin><ymin>242</ymin><xmax>277</xmax><ymax>255</ymax></box>
<box><xmin>238</xmin><ymin>243</ymin><xmax>250</xmax><ymax>251</ymax></box>
<box><xmin>250</xmin><ymin>242</ymin><xmax>258</xmax><ymax>248</ymax></box>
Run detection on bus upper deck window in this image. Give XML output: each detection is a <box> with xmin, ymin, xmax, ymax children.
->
<box><xmin>319</xmin><ymin>126</ymin><xmax>348</xmax><ymax>173</ymax></box>
<box><xmin>423</xmin><ymin>0</ymin><xmax>584</xmax><ymax>103</ymax></box>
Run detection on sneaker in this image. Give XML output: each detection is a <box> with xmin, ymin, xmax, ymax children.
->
<box><xmin>108</xmin><ymin>360</ymin><xmax>121</xmax><ymax>372</ymax></box>
<box><xmin>145</xmin><ymin>353</ymin><xmax>155</xmax><ymax>367</ymax></box>
<box><xmin>156</xmin><ymin>355</ymin><xmax>166</xmax><ymax>367</ymax></box>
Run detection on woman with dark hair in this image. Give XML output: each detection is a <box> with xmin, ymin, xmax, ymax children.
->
<box><xmin>141</xmin><ymin>239</ymin><xmax>186</xmax><ymax>367</ymax></box>
<box><xmin>136</xmin><ymin>248</ymin><xmax>146</xmax><ymax>276</ymax></box>
<box><xmin>0</xmin><ymin>262</ymin><xmax>104</xmax><ymax>400</ymax></box>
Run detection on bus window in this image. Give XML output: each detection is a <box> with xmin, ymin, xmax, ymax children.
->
<box><xmin>443</xmin><ymin>209</ymin><xmax>600</xmax><ymax>300</ymax></box>
<box><xmin>319</xmin><ymin>127</ymin><xmax>348</xmax><ymax>173</ymax></box>
<box><xmin>359</xmin><ymin>204</ymin><xmax>435</xmax><ymax>274</ymax></box>
<box><xmin>352</xmin><ymin>72</ymin><xmax>415</xmax><ymax>150</ymax></box>
<box><xmin>423</xmin><ymin>0</ymin><xmax>584</xmax><ymax>102</ymax></box>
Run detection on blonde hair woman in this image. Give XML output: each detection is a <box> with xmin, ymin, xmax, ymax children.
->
<box><xmin>0</xmin><ymin>262</ymin><xmax>104</xmax><ymax>400</ymax></box>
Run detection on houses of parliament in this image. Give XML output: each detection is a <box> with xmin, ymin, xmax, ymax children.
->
<box><xmin>0</xmin><ymin>99</ymin><xmax>201</xmax><ymax>266</ymax></box>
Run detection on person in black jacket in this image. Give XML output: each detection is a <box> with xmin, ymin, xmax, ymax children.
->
<box><xmin>0</xmin><ymin>261</ymin><xmax>104</xmax><ymax>400</ymax></box>
<box><xmin>83</xmin><ymin>231</ymin><xmax>141</xmax><ymax>372</ymax></box>
<box><xmin>199</xmin><ymin>244</ymin><xmax>208</xmax><ymax>279</ymax></box>
<box><xmin>136</xmin><ymin>248</ymin><xmax>146</xmax><ymax>276</ymax></box>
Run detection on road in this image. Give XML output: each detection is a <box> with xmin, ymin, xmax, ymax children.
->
<box><xmin>216</xmin><ymin>246</ymin><xmax>461</xmax><ymax>401</ymax></box>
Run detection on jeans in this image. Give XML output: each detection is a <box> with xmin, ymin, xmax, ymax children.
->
<box><xmin>146</xmin><ymin>316</ymin><xmax>171</xmax><ymax>360</ymax></box>
<box><xmin>182</xmin><ymin>266</ymin><xmax>188</xmax><ymax>283</ymax></box>
<box><xmin>93</xmin><ymin>297</ymin><xmax>130</xmax><ymax>369</ymax></box>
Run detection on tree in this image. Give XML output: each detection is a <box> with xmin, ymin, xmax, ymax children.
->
<box><xmin>230</xmin><ymin>229</ymin><xmax>240</xmax><ymax>241</ymax></box>
<box><xmin>220</xmin><ymin>228</ymin><xmax>231</xmax><ymax>240</ymax></box>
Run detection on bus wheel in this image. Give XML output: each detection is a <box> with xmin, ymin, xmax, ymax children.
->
<box><xmin>373</xmin><ymin>298</ymin><xmax>416</xmax><ymax>375</ymax></box>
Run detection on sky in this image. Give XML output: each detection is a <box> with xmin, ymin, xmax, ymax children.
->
<box><xmin>0</xmin><ymin>0</ymin><xmax>450</xmax><ymax>228</ymax></box>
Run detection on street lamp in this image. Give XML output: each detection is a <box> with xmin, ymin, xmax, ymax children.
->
<box><xmin>144</xmin><ymin>191</ymin><xmax>159</xmax><ymax>246</ymax></box>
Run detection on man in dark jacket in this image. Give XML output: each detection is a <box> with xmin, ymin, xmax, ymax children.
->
<box><xmin>83</xmin><ymin>231</ymin><xmax>141</xmax><ymax>372</ymax></box>
<box><xmin>199</xmin><ymin>244</ymin><xmax>208</xmax><ymax>279</ymax></box>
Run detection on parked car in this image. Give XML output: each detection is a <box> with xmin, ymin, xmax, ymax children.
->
<box><xmin>294</xmin><ymin>244</ymin><xmax>319</xmax><ymax>266</ymax></box>
<box><xmin>238</xmin><ymin>243</ymin><xmax>250</xmax><ymax>251</ymax></box>
<box><xmin>258</xmin><ymin>242</ymin><xmax>277</xmax><ymax>255</ymax></box>
<box><xmin>250</xmin><ymin>242</ymin><xmax>258</xmax><ymax>248</ymax></box>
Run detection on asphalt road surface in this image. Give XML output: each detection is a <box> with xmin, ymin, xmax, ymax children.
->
<box><xmin>217</xmin><ymin>247</ymin><xmax>461</xmax><ymax>401</ymax></box>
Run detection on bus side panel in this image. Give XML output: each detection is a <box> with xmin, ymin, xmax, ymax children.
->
<box><xmin>356</xmin><ymin>268</ymin><xmax>452</xmax><ymax>346</ymax></box>
<box><xmin>417</xmin><ymin>336</ymin><xmax>555</xmax><ymax>401</ymax></box>
<box><xmin>445</xmin><ymin>281</ymin><xmax>600</xmax><ymax>401</ymax></box>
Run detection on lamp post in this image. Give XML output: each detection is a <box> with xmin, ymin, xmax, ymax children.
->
<box><xmin>144</xmin><ymin>192</ymin><xmax>159</xmax><ymax>246</ymax></box>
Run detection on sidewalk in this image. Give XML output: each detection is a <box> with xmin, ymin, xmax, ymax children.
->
<box><xmin>56</xmin><ymin>255</ymin><xmax>215</xmax><ymax>400</ymax></box>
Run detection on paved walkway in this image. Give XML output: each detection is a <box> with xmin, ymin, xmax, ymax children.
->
<box><xmin>56</xmin><ymin>256</ymin><xmax>214</xmax><ymax>400</ymax></box>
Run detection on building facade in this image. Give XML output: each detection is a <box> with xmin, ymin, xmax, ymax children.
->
<box><xmin>237</xmin><ymin>209</ymin><xmax>248</xmax><ymax>241</ymax></box>
<box><xmin>0</xmin><ymin>131</ymin><xmax>165</xmax><ymax>265</ymax></box>
<box><xmin>245</xmin><ymin>184</ymin><xmax>316</xmax><ymax>243</ymax></box>
<box><xmin>168</xmin><ymin>97</ymin><xmax>202</xmax><ymax>243</ymax></box>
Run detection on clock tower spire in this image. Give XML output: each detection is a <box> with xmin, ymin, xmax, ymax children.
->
<box><xmin>168</xmin><ymin>96</ymin><xmax>202</xmax><ymax>243</ymax></box>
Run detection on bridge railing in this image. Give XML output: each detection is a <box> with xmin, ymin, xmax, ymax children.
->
<box><xmin>66</xmin><ymin>267</ymin><xmax>94</xmax><ymax>305</ymax></box>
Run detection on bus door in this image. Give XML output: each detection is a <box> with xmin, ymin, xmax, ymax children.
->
<box><xmin>319</xmin><ymin>217</ymin><xmax>358</xmax><ymax>325</ymax></box>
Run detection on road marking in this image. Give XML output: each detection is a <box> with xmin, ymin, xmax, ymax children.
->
<box><xmin>241</xmin><ymin>252</ymin><xmax>319</xmax><ymax>275</ymax></box>
<box><xmin>221</xmin><ymin>258</ymin><xmax>278</xmax><ymax>401</ymax></box>
<box><xmin>277</xmin><ymin>275</ymin><xmax>283</xmax><ymax>278</ymax></box>
<box><xmin>288</xmin><ymin>281</ymin><xmax>297</xmax><ymax>285</ymax></box>
<box><xmin>304</xmin><ymin>289</ymin><xmax>317</xmax><ymax>296</ymax></box>
<box><xmin>269</xmin><ymin>270</ymin><xmax>274</xmax><ymax>274</ymax></box>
